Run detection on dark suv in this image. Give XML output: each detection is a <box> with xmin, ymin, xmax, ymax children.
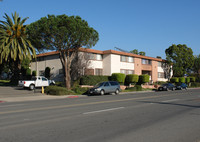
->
<box><xmin>89</xmin><ymin>81</ymin><xmax>121</xmax><ymax>95</ymax></box>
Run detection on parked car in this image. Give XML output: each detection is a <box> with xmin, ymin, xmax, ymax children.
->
<box><xmin>88</xmin><ymin>81</ymin><xmax>121</xmax><ymax>95</ymax></box>
<box><xmin>158</xmin><ymin>83</ymin><xmax>175</xmax><ymax>91</ymax></box>
<box><xmin>176</xmin><ymin>83</ymin><xmax>187</xmax><ymax>90</ymax></box>
<box><xmin>18</xmin><ymin>76</ymin><xmax>55</xmax><ymax>90</ymax></box>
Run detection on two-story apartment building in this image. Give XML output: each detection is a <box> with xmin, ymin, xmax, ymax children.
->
<box><xmin>31</xmin><ymin>48</ymin><xmax>172</xmax><ymax>82</ymax></box>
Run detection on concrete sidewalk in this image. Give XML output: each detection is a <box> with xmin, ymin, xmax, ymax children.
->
<box><xmin>0</xmin><ymin>86</ymin><xmax>84</xmax><ymax>103</ymax></box>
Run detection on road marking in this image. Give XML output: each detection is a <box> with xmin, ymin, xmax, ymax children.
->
<box><xmin>0</xmin><ymin>94</ymin><xmax>177</xmax><ymax>115</ymax></box>
<box><xmin>161</xmin><ymin>99</ymin><xmax>180</xmax><ymax>103</ymax></box>
<box><xmin>83</xmin><ymin>107</ymin><xmax>125</xmax><ymax>115</ymax></box>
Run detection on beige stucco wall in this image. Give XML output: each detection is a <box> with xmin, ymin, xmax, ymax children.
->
<box><xmin>103</xmin><ymin>54</ymin><xmax>111</xmax><ymax>75</ymax></box>
<box><xmin>31</xmin><ymin>54</ymin><xmax>63</xmax><ymax>81</ymax></box>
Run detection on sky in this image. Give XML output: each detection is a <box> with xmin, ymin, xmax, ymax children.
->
<box><xmin>0</xmin><ymin>0</ymin><xmax>200</xmax><ymax>59</ymax></box>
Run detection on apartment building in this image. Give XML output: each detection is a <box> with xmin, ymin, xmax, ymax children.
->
<box><xmin>31</xmin><ymin>48</ymin><xmax>172</xmax><ymax>82</ymax></box>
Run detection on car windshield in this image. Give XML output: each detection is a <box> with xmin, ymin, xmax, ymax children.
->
<box><xmin>94</xmin><ymin>82</ymin><xmax>104</xmax><ymax>87</ymax></box>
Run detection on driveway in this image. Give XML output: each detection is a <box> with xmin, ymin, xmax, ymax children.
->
<box><xmin>0</xmin><ymin>86</ymin><xmax>75</xmax><ymax>102</ymax></box>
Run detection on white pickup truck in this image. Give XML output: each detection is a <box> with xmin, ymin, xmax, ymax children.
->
<box><xmin>18</xmin><ymin>76</ymin><xmax>55</xmax><ymax>90</ymax></box>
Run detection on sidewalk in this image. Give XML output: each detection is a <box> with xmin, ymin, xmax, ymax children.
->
<box><xmin>0</xmin><ymin>86</ymin><xmax>85</xmax><ymax>103</ymax></box>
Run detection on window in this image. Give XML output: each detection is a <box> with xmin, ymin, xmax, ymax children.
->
<box><xmin>42</xmin><ymin>77</ymin><xmax>47</xmax><ymax>81</ymax></box>
<box><xmin>158</xmin><ymin>72</ymin><xmax>164</xmax><ymax>78</ymax></box>
<box><xmin>120</xmin><ymin>69</ymin><xmax>134</xmax><ymax>75</ymax></box>
<box><xmin>96</xmin><ymin>54</ymin><xmax>103</xmax><ymax>60</ymax></box>
<box><xmin>104</xmin><ymin>82</ymin><xmax>110</xmax><ymax>86</ymax></box>
<box><xmin>121</xmin><ymin>56</ymin><xmax>127</xmax><ymax>62</ymax></box>
<box><xmin>158</xmin><ymin>62</ymin><xmax>162</xmax><ymax>67</ymax></box>
<box><xmin>142</xmin><ymin>59</ymin><xmax>151</xmax><ymax>65</ymax></box>
<box><xmin>39</xmin><ymin>70</ymin><xmax>44</xmax><ymax>76</ymax></box>
<box><xmin>95</xmin><ymin>69</ymin><xmax>103</xmax><ymax>75</ymax></box>
<box><xmin>128</xmin><ymin>57</ymin><xmax>134</xmax><ymax>62</ymax></box>
<box><xmin>88</xmin><ymin>53</ymin><xmax>103</xmax><ymax>60</ymax></box>
<box><xmin>120</xmin><ymin>56</ymin><xmax>134</xmax><ymax>62</ymax></box>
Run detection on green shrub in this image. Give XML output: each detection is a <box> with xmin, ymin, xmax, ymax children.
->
<box><xmin>125</xmin><ymin>74</ymin><xmax>139</xmax><ymax>85</ymax></box>
<box><xmin>32</xmin><ymin>70</ymin><xmax>37</xmax><ymax>76</ymax></box>
<box><xmin>190</xmin><ymin>77</ymin><xmax>196</xmax><ymax>82</ymax></box>
<box><xmin>45</xmin><ymin>86</ymin><xmax>75</xmax><ymax>95</ymax></box>
<box><xmin>26</xmin><ymin>69</ymin><xmax>32</xmax><ymax>80</ymax></box>
<box><xmin>170</xmin><ymin>77</ymin><xmax>179</xmax><ymax>83</ymax></box>
<box><xmin>185</xmin><ymin>77</ymin><xmax>190</xmax><ymax>84</ymax></box>
<box><xmin>138</xmin><ymin>74</ymin><xmax>149</xmax><ymax>85</ymax></box>
<box><xmin>45</xmin><ymin>67</ymin><xmax>51</xmax><ymax>79</ymax></box>
<box><xmin>154</xmin><ymin>81</ymin><xmax>167</xmax><ymax>85</ymax></box>
<box><xmin>190</xmin><ymin>82</ymin><xmax>200</xmax><ymax>88</ymax></box>
<box><xmin>80</xmin><ymin>75</ymin><xmax>109</xmax><ymax>85</ymax></box>
<box><xmin>72</xmin><ymin>86</ymin><xmax>89</xmax><ymax>94</ymax></box>
<box><xmin>111</xmin><ymin>73</ymin><xmax>126</xmax><ymax>84</ymax></box>
<box><xmin>125</xmin><ymin>85</ymin><xmax>142</xmax><ymax>91</ymax></box>
<box><xmin>179</xmin><ymin>77</ymin><xmax>185</xmax><ymax>83</ymax></box>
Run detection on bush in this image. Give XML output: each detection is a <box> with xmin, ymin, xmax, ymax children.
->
<box><xmin>111</xmin><ymin>73</ymin><xmax>126</xmax><ymax>84</ymax></box>
<box><xmin>32</xmin><ymin>70</ymin><xmax>37</xmax><ymax>76</ymax></box>
<box><xmin>138</xmin><ymin>74</ymin><xmax>149</xmax><ymax>85</ymax></box>
<box><xmin>185</xmin><ymin>77</ymin><xmax>190</xmax><ymax>84</ymax></box>
<box><xmin>72</xmin><ymin>86</ymin><xmax>89</xmax><ymax>94</ymax></box>
<box><xmin>179</xmin><ymin>77</ymin><xmax>185</xmax><ymax>83</ymax></box>
<box><xmin>190</xmin><ymin>82</ymin><xmax>200</xmax><ymax>88</ymax></box>
<box><xmin>190</xmin><ymin>77</ymin><xmax>196</xmax><ymax>82</ymax></box>
<box><xmin>26</xmin><ymin>69</ymin><xmax>32</xmax><ymax>80</ymax></box>
<box><xmin>45</xmin><ymin>86</ymin><xmax>75</xmax><ymax>95</ymax></box>
<box><xmin>45</xmin><ymin>67</ymin><xmax>51</xmax><ymax>79</ymax></box>
<box><xmin>80</xmin><ymin>75</ymin><xmax>109</xmax><ymax>86</ymax></box>
<box><xmin>125</xmin><ymin>85</ymin><xmax>142</xmax><ymax>91</ymax></box>
<box><xmin>125</xmin><ymin>74</ymin><xmax>139</xmax><ymax>85</ymax></box>
<box><xmin>170</xmin><ymin>77</ymin><xmax>179</xmax><ymax>83</ymax></box>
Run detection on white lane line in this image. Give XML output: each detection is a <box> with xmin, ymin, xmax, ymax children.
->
<box><xmin>83</xmin><ymin>107</ymin><xmax>125</xmax><ymax>115</ymax></box>
<box><xmin>162</xmin><ymin>99</ymin><xmax>180</xmax><ymax>103</ymax></box>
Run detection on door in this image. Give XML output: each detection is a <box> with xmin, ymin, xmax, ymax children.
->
<box><xmin>103</xmin><ymin>82</ymin><xmax>111</xmax><ymax>93</ymax></box>
<box><xmin>41</xmin><ymin>77</ymin><xmax>49</xmax><ymax>86</ymax></box>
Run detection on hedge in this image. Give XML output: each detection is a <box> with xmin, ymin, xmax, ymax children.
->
<box><xmin>125</xmin><ymin>85</ymin><xmax>142</xmax><ymax>91</ymax></box>
<box><xmin>125</xmin><ymin>74</ymin><xmax>139</xmax><ymax>85</ymax></box>
<box><xmin>185</xmin><ymin>77</ymin><xmax>190</xmax><ymax>84</ymax></box>
<box><xmin>138</xmin><ymin>74</ymin><xmax>150</xmax><ymax>85</ymax></box>
<box><xmin>190</xmin><ymin>77</ymin><xmax>196</xmax><ymax>82</ymax></box>
<box><xmin>80</xmin><ymin>75</ymin><xmax>109</xmax><ymax>86</ymax></box>
<box><xmin>32</xmin><ymin>70</ymin><xmax>37</xmax><ymax>76</ymax></box>
<box><xmin>111</xmin><ymin>73</ymin><xmax>126</xmax><ymax>84</ymax></box>
<box><xmin>45</xmin><ymin>86</ymin><xmax>75</xmax><ymax>95</ymax></box>
<box><xmin>179</xmin><ymin>77</ymin><xmax>185</xmax><ymax>83</ymax></box>
<box><xmin>170</xmin><ymin>77</ymin><xmax>179</xmax><ymax>83</ymax></box>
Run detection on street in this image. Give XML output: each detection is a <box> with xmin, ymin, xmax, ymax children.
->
<box><xmin>0</xmin><ymin>89</ymin><xmax>200</xmax><ymax>142</ymax></box>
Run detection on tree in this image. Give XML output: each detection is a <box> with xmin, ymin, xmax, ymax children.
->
<box><xmin>165</xmin><ymin>44</ymin><xmax>194</xmax><ymax>77</ymax></box>
<box><xmin>130</xmin><ymin>49</ymin><xmax>146</xmax><ymax>56</ymax></box>
<box><xmin>193</xmin><ymin>54</ymin><xmax>200</xmax><ymax>74</ymax></box>
<box><xmin>139</xmin><ymin>51</ymin><xmax>145</xmax><ymax>56</ymax></box>
<box><xmin>27</xmin><ymin>14</ymin><xmax>99</xmax><ymax>89</ymax></box>
<box><xmin>0</xmin><ymin>12</ymin><xmax>36</xmax><ymax>83</ymax></box>
<box><xmin>130</xmin><ymin>49</ymin><xmax>138</xmax><ymax>54</ymax></box>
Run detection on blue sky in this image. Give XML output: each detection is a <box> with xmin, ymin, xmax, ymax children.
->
<box><xmin>1</xmin><ymin>0</ymin><xmax>200</xmax><ymax>58</ymax></box>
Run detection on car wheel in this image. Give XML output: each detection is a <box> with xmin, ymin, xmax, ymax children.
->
<box><xmin>166</xmin><ymin>88</ymin><xmax>169</xmax><ymax>91</ymax></box>
<box><xmin>115</xmin><ymin>89</ymin><xmax>119</xmax><ymax>95</ymax></box>
<box><xmin>100</xmin><ymin>90</ymin><xmax>105</xmax><ymax>95</ymax></box>
<box><xmin>172</xmin><ymin>87</ymin><xmax>174</xmax><ymax>91</ymax></box>
<box><xmin>185</xmin><ymin>87</ymin><xmax>187</xmax><ymax>90</ymax></box>
<box><xmin>29</xmin><ymin>84</ymin><xmax>35</xmax><ymax>90</ymax></box>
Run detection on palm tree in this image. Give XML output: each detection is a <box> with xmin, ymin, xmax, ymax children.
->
<box><xmin>0</xmin><ymin>12</ymin><xmax>36</xmax><ymax>84</ymax></box>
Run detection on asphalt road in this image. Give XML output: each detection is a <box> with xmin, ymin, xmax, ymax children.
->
<box><xmin>0</xmin><ymin>89</ymin><xmax>200</xmax><ymax>142</ymax></box>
